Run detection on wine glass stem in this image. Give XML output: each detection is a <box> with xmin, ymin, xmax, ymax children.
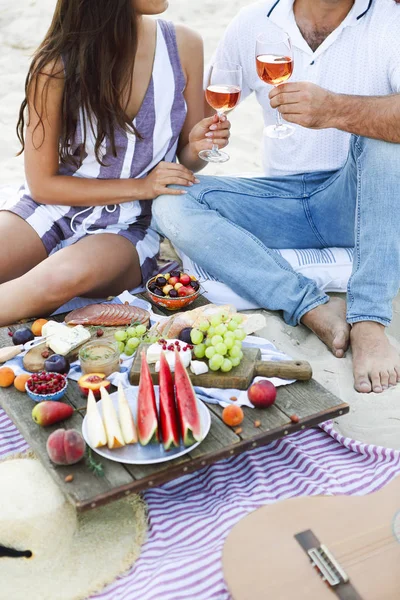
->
<box><xmin>211</xmin><ymin>111</ymin><xmax>223</xmax><ymax>154</ymax></box>
<box><xmin>276</xmin><ymin>108</ymin><xmax>283</xmax><ymax>128</ymax></box>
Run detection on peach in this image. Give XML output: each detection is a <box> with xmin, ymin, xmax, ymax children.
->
<box><xmin>31</xmin><ymin>318</ymin><xmax>48</xmax><ymax>336</ymax></box>
<box><xmin>222</xmin><ymin>404</ymin><xmax>244</xmax><ymax>427</ymax></box>
<box><xmin>0</xmin><ymin>367</ymin><xmax>16</xmax><ymax>388</ymax></box>
<box><xmin>46</xmin><ymin>428</ymin><xmax>86</xmax><ymax>465</ymax></box>
<box><xmin>14</xmin><ymin>373</ymin><xmax>31</xmax><ymax>392</ymax></box>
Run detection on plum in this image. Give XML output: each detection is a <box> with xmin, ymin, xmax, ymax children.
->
<box><xmin>12</xmin><ymin>327</ymin><xmax>34</xmax><ymax>346</ymax></box>
<box><xmin>46</xmin><ymin>429</ymin><xmax>85</xmax><ymax>465</ymax></box>
<box><xmin>44</xmin><ymin>354</ymin><xmax>70</xmax><ymax>375</ymax></box>
<box><xmin>178</xmin><ymin>327</ymin><xmax>193</xmax><ymax>344</ymax></box>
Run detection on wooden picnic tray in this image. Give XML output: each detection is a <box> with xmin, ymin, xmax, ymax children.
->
<box><xmin>0</xmin><ymin>300</ymin><xmax>349</xmax><ymax>512</ymax></box>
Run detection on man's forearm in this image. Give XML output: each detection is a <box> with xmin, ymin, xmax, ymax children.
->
<box><xmin>329</xmin><ymin>93</ymin><xmax>400</xmax><ymax>143</ymax></box>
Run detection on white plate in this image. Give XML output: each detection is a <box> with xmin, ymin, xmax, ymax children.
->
<box><xmin>82</xmin><ymin>386</ymin><xmax>211</xmax><ymax>465</ymax></box>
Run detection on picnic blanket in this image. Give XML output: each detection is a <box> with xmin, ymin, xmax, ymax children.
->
<box><xmin>2</xmin><ymin>409</ymin><xmax>399</xmax><ymax>600</ymax></box>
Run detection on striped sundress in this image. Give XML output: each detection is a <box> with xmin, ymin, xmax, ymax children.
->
<box><xmin>3</xmin><ymin>20</ymin><xmax>187</xmax><ymax>282</ymax></box>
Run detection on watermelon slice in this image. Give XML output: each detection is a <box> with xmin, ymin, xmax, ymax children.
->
<box><xmin>159</xmin><ymin>352</ymin><xmax>180</xmax><ymax>451</ymax></box>
<box><xmin>137</xmin><ymin>351</ymin><xmax>159</xmax><ymax>445</ymax></box>
<box><xmin>174</xmin><ymin>349</ymin><xmax>202</xmax><ymax>447</ymax></box>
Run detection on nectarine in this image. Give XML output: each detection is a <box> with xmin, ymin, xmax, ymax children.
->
<box><xmin>248</xmin><ymin>380</ymin><xmax>276</xmax><ymax>408</ymax></box>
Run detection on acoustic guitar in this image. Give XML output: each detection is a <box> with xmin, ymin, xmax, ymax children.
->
<box><xmin>223</xmin><ymin>477</ymin><xmax>400</xmax><ymax>599</ymax></box>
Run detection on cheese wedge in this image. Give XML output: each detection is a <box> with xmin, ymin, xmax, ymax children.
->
<box><xmin>42</xmin><ymin>320</ymin><xmax>91</xmax><ymax>356</ymax></box>
<box><xmin>100</xmin><ymin>386</ymin><xmax>125</xmax><ymax>449</ymax></box>
<box><xmin>117</xmin><ymin>383</ymin><xmax>138</xmax><ymax>445</ymax></box>
<box><xmin>86</xmin><ymin>389</ymin><xmax>107</xmax><ymax>449</ymax></box>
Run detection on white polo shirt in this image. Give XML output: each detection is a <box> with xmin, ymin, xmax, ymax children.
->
<box><xmin>211</xmin><ymin>0</ymin><xmax>400</xmax><ymax>177</ymax></box>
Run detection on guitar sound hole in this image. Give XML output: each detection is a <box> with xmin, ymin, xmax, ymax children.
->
<box><xmin>0</xmin><ymin>545</ymin><xmax>32</xmax><ymax>558</ymax></box>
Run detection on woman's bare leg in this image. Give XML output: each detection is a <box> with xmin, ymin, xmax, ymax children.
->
<box><xmin>0</xmin><ymin>212</ymin><xmax>48</xmax><ymax>283</ymax></box>
<box><xmin>0</xmin><ymin>233</ymin><xmax>142</xmax><ymax>326</ymax></box>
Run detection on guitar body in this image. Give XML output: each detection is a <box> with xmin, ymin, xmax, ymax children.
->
<box><xmin>223</xmin><ymin>477</ymin><xmax>400</xmax><ymax>600</ymax></box>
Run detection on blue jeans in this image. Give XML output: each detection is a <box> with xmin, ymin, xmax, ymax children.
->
<box><xmin>152</xmin><ymin>136</ymin><xmax>400</xmax><ymax>326</ymax></box>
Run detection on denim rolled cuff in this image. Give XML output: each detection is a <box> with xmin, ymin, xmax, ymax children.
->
<box><xmin>292</xmin><ymin>294</ymin><xmax>330</xmax><ymax>326</ymax></box>
<box><xmin>346</xmin><ymin>315</ymin><xmax>391</xmax><ymax>327</ymax></box>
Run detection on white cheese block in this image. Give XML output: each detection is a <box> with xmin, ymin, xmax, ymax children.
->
<box><xmin>147</xmin><ymin>340</ymin><xmax>192</xmax><ymax>371</ymax></box>
<box><xmin>42</xmin><ymin>320</ymin><xmax>91</xmax><ymax>356</ymax></box>
<box><xmin>190</xmin><ymin>361</ymin><xmax>209</xmax><ymax>376</ymax></box>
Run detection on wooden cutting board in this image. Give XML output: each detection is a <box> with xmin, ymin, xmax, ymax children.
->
<box><xmin>129</xmin><ymin>343</ymin><xmax>312</xmax><ymax>389</ymax></box>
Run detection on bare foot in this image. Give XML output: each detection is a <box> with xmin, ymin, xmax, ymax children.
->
<box><xmin>350</xmin><ymin>322</ymin><xmax>400</xmax><ymax>393</ymax></box>
<box><xmin>301</xmin><ymin>297</ymin><xmax>350</xmax><ymax>358</ymax></box>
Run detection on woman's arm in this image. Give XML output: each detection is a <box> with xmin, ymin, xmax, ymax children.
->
<box><xmin>175</xmin><ymin>26</ymin><xmax>230</xmax><ymax>172</ymax></box>
<box><xmin>24</xmin><ymin>62</ymin><xmax>196</xmax><ymax>205</ymax></box>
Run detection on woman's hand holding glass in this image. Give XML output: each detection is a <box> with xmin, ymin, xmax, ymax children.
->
<box><xmin>189</xmin><ymin>114</ymin><xmax>231</xmax><ymax>158</ymax></box>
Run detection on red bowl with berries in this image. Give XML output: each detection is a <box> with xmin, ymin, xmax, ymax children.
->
<box><xmin>25</xmin><ymin>372</ymin><xmax>68</xmax><ymax>402</ymax></box>
<box><xmin>146</xmin><ymin>270</ymin><xmax>202</xmax><ymax>311</ymax></box>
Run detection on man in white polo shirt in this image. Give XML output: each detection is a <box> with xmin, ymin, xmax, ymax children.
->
<box><xmin>152</xmin><ymin>0</ymin><xmax>400</xmax><ymax>394</ymax></box>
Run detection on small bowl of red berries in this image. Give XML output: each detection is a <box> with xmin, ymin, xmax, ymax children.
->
<box><xmin>146</xmin><ymin>270</ymin><xmax>202</xmax><ymax>311</ymax></box>
<box><xmin>26</xmin><ymin>372</ymin><xmax>68</xmax><ymax>402</ymax></box>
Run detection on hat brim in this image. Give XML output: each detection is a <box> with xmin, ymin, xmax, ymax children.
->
<box><xmin>0</xmin><ymin>457</ymin><xmax>147</xmax><ymax>600</ymax></box>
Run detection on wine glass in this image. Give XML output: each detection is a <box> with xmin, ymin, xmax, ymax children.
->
<box><xmin>199</xmin><ymin>62</ymin><xmax>242</xmax><ymax>163</ymax></box>
<box><xmin>256</xmin><ymin>31</ymin><xmax>294</xmax><ymax>139</ymax></box>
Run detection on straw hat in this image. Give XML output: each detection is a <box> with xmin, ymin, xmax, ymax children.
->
<box><xmin>0</xmin><ymin>456</ymin><xmax>147</xmax><ymax>600</ymax></box>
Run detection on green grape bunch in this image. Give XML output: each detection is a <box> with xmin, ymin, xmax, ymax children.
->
<box><xmin>190</xmin><ymin>312</ymin><xmax>247</xmax><ymax>372</ymax></box>
<box><xmin>114</xmin><ymin>323</ymin><xmax>159</xmax><ymax>356</ymax></box>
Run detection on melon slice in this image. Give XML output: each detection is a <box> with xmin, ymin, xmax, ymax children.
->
<box><xmin>159</xmin><ymin>352</ymin><xmax>180</xmax><ymax>451</ymax></box>
<box><xmin>174</xmin><ymin>349</ymin><xmax>202</xmax><ymax>447</ymax></box>
<box><xmin>86</xmin><ymin>389</ymin><xmax>107</xmax><ymax>448</ymax></box>
<box><xmin>100</xmin><ymin>386</ymin><xmax>125</xmax><ymax>449</ymax></box>
<box><xmin>118</xmin><ymin>383</ymin><xmax>138</xmax><ymax>445</ymax></box>
<box><xmin>137</xmin><ymin>351</ymin><xmax>159</xmax><ymax>445</ymax></box>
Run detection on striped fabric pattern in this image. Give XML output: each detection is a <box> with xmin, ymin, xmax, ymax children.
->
<box><xmin>1</xmin><ymin>407</ymin><xmax>399</xmax><ymax>600</ymax></box>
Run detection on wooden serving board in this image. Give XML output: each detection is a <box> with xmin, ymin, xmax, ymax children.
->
<box><xmin>0</xmin><ymin>319</ymin><xmax>349</xmax><ymax>513</ymax></box>
<box><xmin>129</xmin><ymin>344</ymin><xmax>312</xmax><ymax>389</ymax></box>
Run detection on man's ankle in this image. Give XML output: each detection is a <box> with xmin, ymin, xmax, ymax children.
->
<box><xmin>351</xmin><ymin>321</ymin><xmax>385</xmax><ymax>334</ymax></box>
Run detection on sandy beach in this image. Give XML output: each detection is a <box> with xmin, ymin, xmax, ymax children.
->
<box><xmin>1</xmin><ymin>0</ymin><xmax>399</xmax><ymax>448</ymax></box>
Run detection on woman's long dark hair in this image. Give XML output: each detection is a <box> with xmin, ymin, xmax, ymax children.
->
<box><xmin>17</xmin><ymin>0</ymin><xmax>140</xmax><ymax>165</ymax></box>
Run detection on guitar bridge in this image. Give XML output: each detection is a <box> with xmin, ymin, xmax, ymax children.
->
<box><xmin>295</xmin><ymin>530</ymin><xmax>349</xmax><ymax>588</ymax></box>
<box><xmin>308</xmin><ymin>544</ymin><xmax>349</xmax><ymax>587</ymax></box>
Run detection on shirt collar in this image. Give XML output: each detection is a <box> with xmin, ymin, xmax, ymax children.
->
<box><xmin>267</xmin><ymin>0</ymin><xmax>373</xmax><ymax>28</ymax></box>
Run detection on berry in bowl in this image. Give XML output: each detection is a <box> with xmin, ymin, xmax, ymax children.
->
<box><xmin>146</xmin><ymin>270</ymin><xmax>201</xmax><ymax>311</ymax></box>
<box><xmin>26</xmin><ymin>372</ymin><xmax>68</xmax><ymax>402</ymax></box>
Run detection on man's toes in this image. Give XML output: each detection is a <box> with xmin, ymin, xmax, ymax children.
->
<box><xmin>371</xmin><ymin>372</ymin><xmax>383</xmax><ymax>393</ymax></box>
<box><xmin>354</xmin><ymin>372</ymin><xmax>372</xmax><ymax>393</ymax></box>
<box><xmin>332</xmin><ymin>331</ymin><xmax>349</xmax><ymax>358</ymax></box>
<box><xmin>379</xmin><ymin>370</ymin><xmax>390</xmax><ymax>390</ymax></box>
<box><xmin>388</xmin><ymin>369</ymin><xmax>397</xmax><ymax>387</ymax></box>
<box><xmin>396</xmin><ymin>366</ymin><xmax>400</xmax><ymax>382</ymax></box>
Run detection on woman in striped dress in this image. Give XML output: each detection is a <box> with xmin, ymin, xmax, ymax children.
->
<box><xmin>0</xmin><ymin>0</ymin><xmax>230</xmax><ymax>326</ymax></box>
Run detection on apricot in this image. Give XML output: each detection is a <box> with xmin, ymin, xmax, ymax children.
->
<box><xmin>14</xmin><ymin>374</ymin><xmax>31</xmax><ymax>393</ymax></box>
<box><xmin>222</xmin><ymin>404</ymin><xmax>244</xmax><ymax>427</ymax></box>
<box><xmin>31</xmin><ymin>318</ymin><xmax>48</xmax><ymax>337</ymax></box>
<box><xmin>46</xmin><ymin>428</ymin><xmax>86</xmax><ymax>465</ymax></box>
<box><xmin>0</xmin><ymin>367</ymin><xmax>16</xmax><ymax>388</ymax></box>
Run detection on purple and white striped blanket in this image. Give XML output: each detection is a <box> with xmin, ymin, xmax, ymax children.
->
<box><xmin>2</xmin><ymin>409</ymin><xmax>399</xmax><ymax>600</ymax></box>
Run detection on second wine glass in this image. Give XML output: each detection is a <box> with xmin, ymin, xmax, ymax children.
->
<box><xmin>199</xmin><ymin>62</ymin><xmax>242</xmax><ymax>163</ymax></box>
<box><xmin>256</xmin><ymin>31</ymin><xmax>295</xmax><ymax>139</ymax></box>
